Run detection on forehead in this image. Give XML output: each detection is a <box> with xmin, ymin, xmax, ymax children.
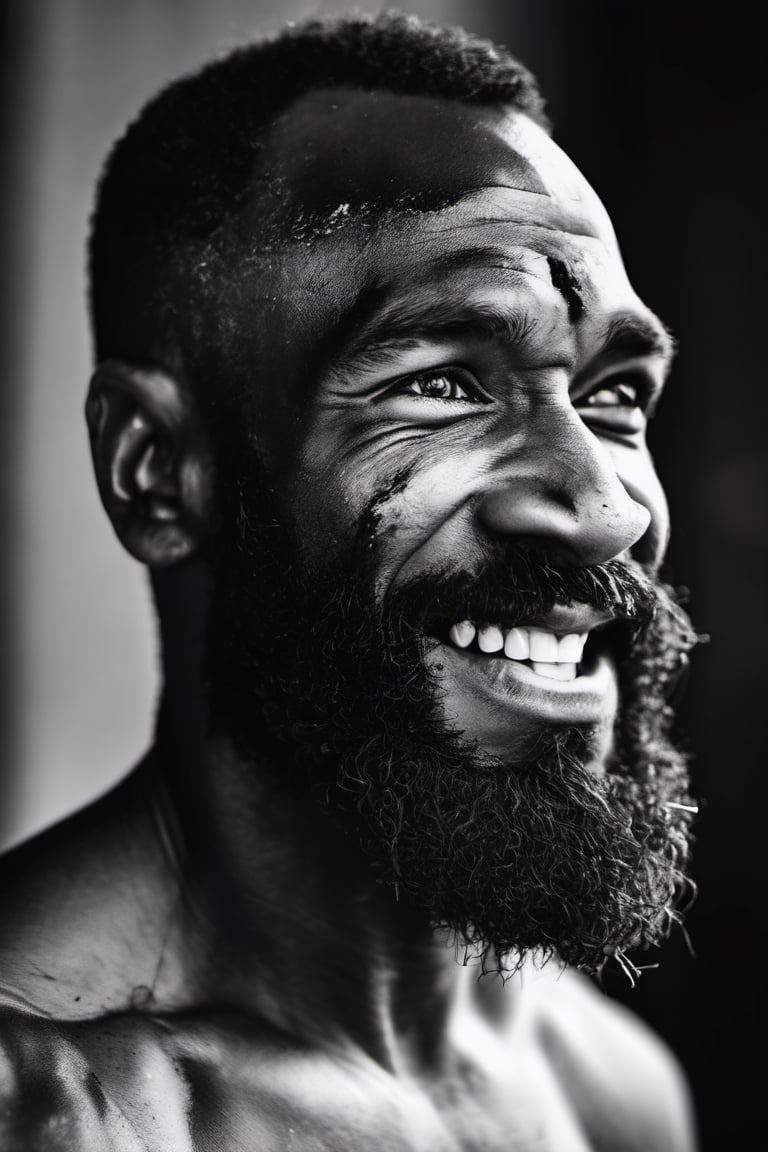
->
<box><xmin>258</xmin><ymin>86</ymin><xmax>613</xmax><ymax>237</ymax></box>
<box><xmin>262</xmin><ymin>86</ymin><xmax>548</xmax><ymax>215</ymax></box>
<box><xmin>230</xmin><ymin>89</ymin><xmax>643</xmax><ymax>411</ymax></box>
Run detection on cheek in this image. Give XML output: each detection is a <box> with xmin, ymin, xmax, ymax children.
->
<box><xmin>290</xmin><ymin>428</ymin><xmax>492</xmax><ymax>570</ymax></box>
<box><xmin>287</xmin><ymin>467</ymin><xmax>357</xmax><ymax>562</ymax></box>
<box><xmin>365</xmin><ymin>454</ymin><xmax>493</xmax><ymax>594</ymax></box>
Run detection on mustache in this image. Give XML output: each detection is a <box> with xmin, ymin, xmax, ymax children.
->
<box><xmin>384</xmin><ymin>543</ymin><xmax>660</xmax><ymax>636</ymax></box>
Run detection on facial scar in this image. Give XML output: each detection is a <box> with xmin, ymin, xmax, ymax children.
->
<box><xmin>356</xmin><ymin>467</ymin><xmax>414</xmax><ymax>545</ymax></box>
<box><xmin>546</xmin><ymin>256</ymin><xmax>584</xmax><ymax>322</ymax></box>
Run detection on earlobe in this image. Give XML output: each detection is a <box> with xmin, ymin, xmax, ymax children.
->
<box><xmin>85</xmin><ymin>360</ymin><xmax>214</xmax><ymax>567</ymax></box>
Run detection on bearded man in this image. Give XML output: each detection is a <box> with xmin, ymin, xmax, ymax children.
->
<box><xmin>0</xmin><ymin>11</ymin><xmax>700</xmax><ymax>1151</ymax></box>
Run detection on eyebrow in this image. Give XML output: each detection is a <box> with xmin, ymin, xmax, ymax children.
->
<box><xmin>317</xmin><ymin>251</ymin><xmax>676</xmax><ymax>382</ymax></box>
<box><xmin>597</xmin><ymin>312</ymin><xmax>677</xmax><ymax>367</ymax></box>
<box><xmin>333</xmin><ymin>295</ymin><xmax>538</xmax><ymax>377</ymax></box>
<box><xmin>319</xmin><ymin>248</ymin><xmax>534</xmax><ymax>380</ymax></box>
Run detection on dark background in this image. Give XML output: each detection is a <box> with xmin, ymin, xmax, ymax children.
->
<box><xmin>1</xmin><ymin>3</ymin><xmax>765</xmax><ymax>1148</ymax></box>
<box><xmin>493</xmin><ymin>3</ymin><xmax>767</xmax><ymax>1146</ymax></box>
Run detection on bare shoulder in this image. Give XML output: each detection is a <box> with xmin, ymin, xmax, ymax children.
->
<box><xmin>0</xmin><ymin>769</ymin><xmax>180</xmax><ymax>1021</ymax></box>
<box><xmin>0</xmin><ymin>1005</ymin><xmax>272</xmax><ymax>1151</ymax></box>
<box><xmin>523</xmin><ymin>963</ymin><xmax>698</xmax><ymax>1152</ymax></box>
<box><xmin>0</xmin><ymin>1005</ymin><xmax>380</xmax><ymax>1152</ymax></box>
<box><xmin>0</xmin><ymin>1004</ymin><xmax>154</xmax><ymax>1151</ymax></box>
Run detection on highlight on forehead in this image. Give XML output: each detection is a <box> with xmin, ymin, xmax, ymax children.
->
<box><xmin>266</xmin><ymin>89</ymin><xmax>548</xmax><ymax>239</ymax></box>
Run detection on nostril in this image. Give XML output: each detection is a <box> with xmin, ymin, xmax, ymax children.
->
<box><xmin>629</xmin><ymin>519</ymin><xmax>665</xmax><ymax>571</ymax></box>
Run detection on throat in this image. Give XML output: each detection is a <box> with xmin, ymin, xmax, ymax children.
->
<box><xmin>152</xmin><ymin>725</ymin><xmax>474</xmax><ymax>1067</ymax></box>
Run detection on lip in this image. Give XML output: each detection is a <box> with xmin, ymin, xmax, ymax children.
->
<box><xmin>518</xmin><ymin>604</ymin><xmax>615</xmax><ymax>636</ymax></box>
<box><xmin>429</xmin><ymin>640</ymin><xmax>618</xmax><ymax>728</ymax></box>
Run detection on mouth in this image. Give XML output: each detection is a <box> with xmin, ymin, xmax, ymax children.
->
<box><xmin>436</xmin><ymin>601</ymin><xmax>627</xmax><ymax>678</ymax></box>
<box><xmin>422</xmin><ymin>604</ymin><xmax>628</xmax><ymax>738</ymax></box>
<box><xmin>444</xmin><ymin>620</ymin><xmax>603</xmax><ymax>682</ymax></box>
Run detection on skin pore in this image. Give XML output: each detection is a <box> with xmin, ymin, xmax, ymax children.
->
<box><xmin>0</xmin><ymin>89</ymin><xmax>698</xmax><ymax>1151</ymax></box>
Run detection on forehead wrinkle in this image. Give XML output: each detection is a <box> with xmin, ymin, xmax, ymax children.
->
<box><xmin>424</xmin><ymin>217</ymin><xmax>599</xmax><ymax>243</ymax></box>
<box><xmin>307</xmin><ymin>237</ymin><xmax>538</xmax><ymax>383</ymax></box>
<box><xmin>278</xmin><ymin>181</ymin><xmax>602</xmax><ymax>254</ymax></box>
<box><xmin>418</xmin><ymin>187</ymin><xmax>606</xmax><ymax>242</ymax></box>
<box><xmin>278</xmin><ymin>186</ymin><xmax>614</xmax><ymax>393</ymax></box>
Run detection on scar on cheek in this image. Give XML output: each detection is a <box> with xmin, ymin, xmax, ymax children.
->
<box><xmin>546</xmin><ymin>255</ymin><xmax>584</xmax><ymax>322</ymax></box>
<box><xmin>356</xmin><ymin>467</ymin><xmax>414</xmax><ymax>545</ymax></box>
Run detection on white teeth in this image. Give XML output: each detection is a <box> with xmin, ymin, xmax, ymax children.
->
<box><xmin>449</xmin><ymin>621</ymin><xmax>476</xmax><ymax>649</ymax></box>
<box><xmin>556</xmin><ymin>632</ymin><xmax>587</xmax><ymax>662</ymax></box>
<box><xmin>531</xmin><ymin>661</ymin><xmax>578</xmax><ymax>681</ymax></box>
<box><xmin>528</xmin><ymin>628</ymin><xmax>558</xmax><ymax>663</ymax></box>
<box><xmin>447</xmin><ymin>622</ymin><xmax>589</xmax><ymax>681</ymax></box>
<box><xmin>504</xmin><ymin>627</ymin><xmax>529</xmax><ymax>661</ymax></box>
<box><xmin>477</xmin><ymin>624</ymin><xmax>504</xmax><ymax>653</ymax></box>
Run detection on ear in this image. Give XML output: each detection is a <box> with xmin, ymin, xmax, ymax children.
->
<box><xmin>85</xmin><ymin>360</ymin><xmax>215</xmax><ymax>567</ymax></box>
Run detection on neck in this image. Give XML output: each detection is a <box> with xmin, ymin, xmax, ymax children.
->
<box><xmin>145</xmin><ymin>690</ymin><xmax>487</xmax><ymax>1072</ymax></box>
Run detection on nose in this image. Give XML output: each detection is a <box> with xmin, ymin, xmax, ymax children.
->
<box><xmin>476</xmin><ymin>406</ymin><xmax>652</xmax><ymax>567</ymax></box>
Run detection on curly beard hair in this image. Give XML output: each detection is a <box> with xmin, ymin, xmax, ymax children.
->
<box><xmin>208</xmin><ymin>466</ymin><xmax>700</xmax><ymax>976</ymax></box>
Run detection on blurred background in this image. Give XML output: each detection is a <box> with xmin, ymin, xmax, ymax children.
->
<box><xmin>0</xmin><ymin>1</ymin><xmax>765</xmax><ymax>1147</ymax></box>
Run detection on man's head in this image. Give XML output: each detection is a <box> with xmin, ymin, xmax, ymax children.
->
<box><xmin>85</xmin><ymin>11</ymin><xmax>698</xmax><ymax>976</ymax></box>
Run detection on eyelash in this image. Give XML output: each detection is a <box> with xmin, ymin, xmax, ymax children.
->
<box><xmin>579</xmin><ymin>375</ymin><xmax>653</xmax><ymax>412</ymax></box>
<box><xmin>387</xmin><ymin>368</ymin><xmax>654</xmax><ymax>414</ymax></box>
<box><xmin>386</xmin><ymin>368</ymin><xmax>489</xmax><ymax>404</ymax></box>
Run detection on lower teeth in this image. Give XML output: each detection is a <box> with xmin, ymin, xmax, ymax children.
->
<box><xmin>530</xmin><ymin>660</ymin><xmax>577</xmax><ymax>682</ymax></box>
<box><xmin>455</xmin><ymin>643</ymin><xmax>580</xmax><ymax>681</ymax></box>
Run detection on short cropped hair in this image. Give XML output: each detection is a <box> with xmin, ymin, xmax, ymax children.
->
<box><xmin>88</xmin><ymin>9</ymin><xmax>546</xmax><ymax>385</ymax></box>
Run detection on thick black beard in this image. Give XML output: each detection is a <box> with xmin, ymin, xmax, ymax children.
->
<box><xmin>207</xmin><ymin>471</ymin><xmax>699</xmax><ymax>976</ymax></box>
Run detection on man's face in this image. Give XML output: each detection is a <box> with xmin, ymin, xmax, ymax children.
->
<box><xmin>207</xmin><ymin>89</ymin><xmax>696</xmax><ymax>972</ymax></box>
<box><xmin>245</xmin><ymin>90</ymin><xmax>672</xmax><ymax>760</ymax></box>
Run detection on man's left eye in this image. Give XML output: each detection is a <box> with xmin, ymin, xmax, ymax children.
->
<box><xmin>395</xmin><ymin>369</ymin><xmax>484</xmax><ymax>402</ymax></box>
<box><xmin>582</xmin><ymin>379</ymin><xmax>644</xmax><ymax>409</ymax></box>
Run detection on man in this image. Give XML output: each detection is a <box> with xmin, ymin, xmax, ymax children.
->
<box><xmin>0</xmin><ymin>10</ymin><xmax>700</xmax><ymax>1150</ymax></box>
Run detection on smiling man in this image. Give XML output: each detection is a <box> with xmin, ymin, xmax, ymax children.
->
<box><xmin>0</xmin><ymin>11</ymin><xmax>700</xmax><ymax>1151</ymax></box>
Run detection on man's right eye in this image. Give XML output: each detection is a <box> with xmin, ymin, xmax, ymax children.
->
<box><xmin>390</xmin><ymin>368</ymin><xmax>487</xmax><ymax>403</ymax></box>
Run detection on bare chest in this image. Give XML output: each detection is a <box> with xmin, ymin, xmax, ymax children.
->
<box><xmin>79</xmin><ymin>1022</ymin><xmax>596</xmax><ymax>1152</ymax></box>
<box><xmin>3</xmin><ymin>999</ymin><xmax>675</xmax><ymax>1152</ymax></box>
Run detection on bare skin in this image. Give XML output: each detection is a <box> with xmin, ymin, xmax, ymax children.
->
<box><xmin>0</xmin><ymin>91</ymin><xmax>697</xmax><ymax>1150</ymax></box>
<box><xmin>0</xmin><ymin>748</ymin><xmax>694</xmax><ymax>1151</ymax></box>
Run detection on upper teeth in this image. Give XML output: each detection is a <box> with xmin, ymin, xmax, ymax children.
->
<box><xmin>448</xmin><ymin>621</ymin><xmax>587</xmax><ymax>665</ymax></box>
